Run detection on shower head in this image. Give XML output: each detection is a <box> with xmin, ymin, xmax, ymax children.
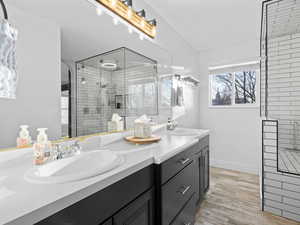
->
<box><xmin>100</xmin><ymin>59</ymin><xmax>117</xmax><ymax>71</ymax></box>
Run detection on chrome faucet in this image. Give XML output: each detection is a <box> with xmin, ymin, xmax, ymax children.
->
<box><xmin>53</xmin><ymin>140</ymin><xmax>81</xmax><ymax>160</ymax></box>
<box><xmin>167</xmin><ymin>118</ymin><xmax>178</xmax><ymax>131</ymax></box>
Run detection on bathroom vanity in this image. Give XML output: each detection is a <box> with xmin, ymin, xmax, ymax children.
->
<box><xmin>0</xmin><ymin>128</ymin><xmax>209</xmax><ymax>225</ymax></box>
<box><xmin>34</xmin><ymin>132</ymin><xmax>209</xmax><ymax>225</ymax></box>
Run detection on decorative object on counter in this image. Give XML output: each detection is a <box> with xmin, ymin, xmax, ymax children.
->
<box><xmin>108</xmin><ymin>113</ymin><xmax>124</xmax><ymax>132</ymax></box>
<box><xmin>16</xmin><ymin>125</ymin><xmax>32</xmax><ymax>148</ymax></box>
<box><xmin>133</xmin><ymin>114</ymin><xmax>152</xmax><ymax>138</ymax></box>
<box><xmin>0</xmin><ymin>0</ymin><xmax>18</xmax><ymax>99</ymax></box>
<box><xmin>33</xmin><ymin>128</ymin><xmax>52</xmax><ymax>165</ymax></box>
<box><xmin>89</xmin><ymin>0</ymin><xmax>157</xmax><ymax>39</ymax></box>
<box><xmin>124</xmin><ymin>135</ymin><xmax>161</xmax><ymax>144</ymax></box>
<box><xmin>166</xmin><ymin>118</ymin><xmax>178</xmax><ymax>131</ymax></box>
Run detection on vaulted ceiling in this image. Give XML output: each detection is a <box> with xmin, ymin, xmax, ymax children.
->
<box><xmin>143</xmin><ymin>0</ymin><xmax>262</xmax><ymax>51</ymax></box>
<box><xmin>8</xmin><ymin>0</ymin><xmax>262</xmax><ymax>60</ymax></box>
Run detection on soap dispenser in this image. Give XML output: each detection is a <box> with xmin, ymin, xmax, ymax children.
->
<box><xmin>33</xmin><ymin>128</ymin><xmax>52</xmax><ymax>165</ymax></box>
<box><xmin>17</xmin><ymin>125</ymin><xmax>32</xmax><ymax>148</ymax></box>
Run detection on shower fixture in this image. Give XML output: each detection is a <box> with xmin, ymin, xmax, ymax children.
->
<box><xmin>100</xmin><ymin>59</ymin><xmax>117</xmax><ymax>70</ymax></box>
<box><xmin>81</xmin><ymin>77</ymin><xmax>86</xmax><ymax>85</ymax></box>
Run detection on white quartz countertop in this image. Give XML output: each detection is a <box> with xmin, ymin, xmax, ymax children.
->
<box><xmin>0</xmin><ymin>127</ymin><xmax>209</xmax><ymax>225</ymax></box>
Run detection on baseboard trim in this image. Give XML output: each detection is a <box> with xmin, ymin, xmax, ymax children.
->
<box><xmin>211</xmin><ymin>158</ymin><xmax>259</xmax><ymax>175</ymax></box>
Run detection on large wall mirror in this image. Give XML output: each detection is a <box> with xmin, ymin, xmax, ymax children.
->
<box><xmin>0</xmin><ymin>0</ymin><xmax>195</xmax><ymax>150</ymax></box>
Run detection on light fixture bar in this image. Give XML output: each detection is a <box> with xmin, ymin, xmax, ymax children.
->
<box><xmin>208</xmin><ymin>60</ymin><xmax>260</xmax><ymax>71</ymax></box>
<box><xmin>95</xmin><ymin>0</ymin><xmax>156</xmax><ymax>38</ymax></box>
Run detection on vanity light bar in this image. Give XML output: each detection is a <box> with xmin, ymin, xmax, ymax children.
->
<box><xmin>95</xmin><ymin>0</ymin><xmax>157</xmax><ymax>38</ymax></box>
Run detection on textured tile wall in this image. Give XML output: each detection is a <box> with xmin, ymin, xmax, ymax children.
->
<box><xmin>263</xmin><ymin>120</ymin><xmax>300</xmax><ymax>222</ymax></box>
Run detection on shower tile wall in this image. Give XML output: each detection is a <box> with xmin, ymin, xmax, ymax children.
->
<box><xmin>261</xmin><ymin>33</ymin><xmax>300</xmax><ymax>152</ymax></box>
<box><xmin>261</xmin><ymin>32</ymin><xmax>300</xmax><ymax>222</ymax></box>
<box><xmin>263</xmin><ymin>121</ymin><xmax>300</xmax><ymax>222</ymax></box>
<box><xmin>76</xmin><ymin>66</ymin><xmax>113</xmax><ymax>136</ymax></box>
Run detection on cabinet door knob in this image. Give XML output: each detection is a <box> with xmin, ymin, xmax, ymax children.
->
<box><xmin>178</xmin><ymin>158</ymin><xmax>190</xmax><ymax>165</ymax></box>
<box><xmin>178</xmin><ymin>185</ymin><xmax>191</xmax><ymax>195</ymax></box>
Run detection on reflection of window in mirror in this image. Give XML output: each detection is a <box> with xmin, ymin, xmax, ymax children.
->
<box><xmin>159</xmin><ymin>76</ymin><xmax>172</xmax><ymax>108</ymax></box>
<box><xmin>127</xmin><ymin>78</ymin><xmax>157</xmax><ymax>115</ymax></box>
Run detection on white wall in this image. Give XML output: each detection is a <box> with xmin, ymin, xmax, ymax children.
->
<box><xmin>0</xmin><ymin>5</ymin><xmax>61</xmax><ymax>148</ymax></box>
<box><xmin>198</xmin><ymin>40</ymin><xmax>261</xmax><ymax>174</ymax></box>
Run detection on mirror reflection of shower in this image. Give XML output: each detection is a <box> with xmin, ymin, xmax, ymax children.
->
<box><xmin>75</xmin><ymin>47</ymin><xmax>158</xmax><ymax>136</ymax></box>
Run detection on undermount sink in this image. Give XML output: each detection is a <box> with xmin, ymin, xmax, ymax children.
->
<box><xmin>24</xmin><ymin>150</ymin><xmax>124</xmax><ymax>184</ymax></box>
<box><xmin>169</xmin><ymin>128</ymin><xmax>200</xmax><ymax>136</ymax></box>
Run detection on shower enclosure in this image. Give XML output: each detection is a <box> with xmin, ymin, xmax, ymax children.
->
<box><xmin>75</xmin><ymin>47</ymin><xmax>158</xmax><ymax>136</ymax></box>
<box><xmin>261</xmin><ymin>0</ymin><xmax>300</xmax><ymax>222</ymax></box>
<box><xmin>261</xmin><ymin>0</ymin><xmax>300</xmax><ymax>175</ymax></box>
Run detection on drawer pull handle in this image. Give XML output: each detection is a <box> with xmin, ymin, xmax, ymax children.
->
<box><xmin>179</xmin><ymin>158</ymin><xmax>190</xmax><ymax>165</ymax></box>
<box><xmin>184</xmin><ymin>223</ymin><xmax>191</xmax><ymax>225</ymax></box>
<box><xmin>178</xmin><ymin>185</ymin><xmax>191</xmax><ymax>195</ymax></box>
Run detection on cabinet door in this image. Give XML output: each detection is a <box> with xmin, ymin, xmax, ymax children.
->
<box><xmin>203</xmin><ymin>147</ymin><xmax>210</xmax><ymax>193</ymax></box>
<box><xmin>101</xmin><ymin>219</ymin><xmax>112</xmax><ymax>225</ymax></box>
<box><xmin>194</xmin><ymin>153</ymin><xmax>201</xmax><ymax>205</ymax></box>
<box><xmin>113</xmin><ymin>189</ymin><xmax>154</xmax><ymax>225</ymax></box>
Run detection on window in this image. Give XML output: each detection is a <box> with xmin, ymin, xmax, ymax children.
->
<box><xmin>209</xmin><ymin>63</ymin><xmax>259</xmax><ymax>107</ymax></box>
<box><xmin>127</xmin><ymin>78</ymin><xmax>157</xmax><ymax>115</ymax></box>
<box><xmin>159</xmin><ymin>76</ymin><xmax>172</xmax><ymax>108</ymax></box>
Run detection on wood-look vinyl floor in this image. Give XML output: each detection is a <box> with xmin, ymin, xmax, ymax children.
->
<box><xmin>195</xmin><ymin>167</ymin><xmax>300</xmax><ymax>225</ymax></box>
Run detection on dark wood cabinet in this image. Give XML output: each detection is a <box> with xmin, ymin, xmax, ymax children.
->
<box><xmin>155</xmin><ymin>144</ymin><xmax>198</xmax><ymax>225</ymax></box>
<box><xmin>195</xmin><ymin>135</ymin><xmax>210</xmax><ymax>206</ymax></box>
<box><xmin>170</xmin><ymin>195</ymin><xmax>195</xmax><ymax>225</ymax></box>
<box><xmin>202</xmin><ymin>147</ymin><xmax>210</xmax><ymax>194</ymax></box>
<box><xmin>101</xmin><ymin>218</ymin><xmax>112</xmax><ymax>225</ymax></box>
<box><xmin>114</xmin><ymin>189</ymin><xmax>154</xmax><ymax>225</ymax></box>
<box><xmin>36</xmin><ymin>166</ymin><xmax>154</xmax><ymax>225</ymax></box>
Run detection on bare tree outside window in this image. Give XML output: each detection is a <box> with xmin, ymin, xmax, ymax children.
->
<box><xmin>235</xmin><ymin>71</ymin><xmax>256</xmax><ymax>104</ymax></box>
<box><xmin>211</xmin><ymin>73</ymin><xmax>233</xmax><ymax>106</ymax></box>
<box><xmin>210</xmin><ymin>69</ymin><xmax>257</xmax><ymax>106</ymax></box>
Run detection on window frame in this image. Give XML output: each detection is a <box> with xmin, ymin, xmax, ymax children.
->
<box><xmin>208</xmin><ymin>67</ymin><xmax>260</xmax><ymax>109</ymax></box>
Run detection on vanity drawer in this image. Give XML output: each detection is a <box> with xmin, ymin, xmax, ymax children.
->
<box><xmin>161</xmin><ymin>162</ymin><xmax>195</xmax><ymax>225</ymax></box>
<box><xmin>161</xmin><ymin>144</ymin><xmax>196</xmax><ymax>184</ymax></box>
<box><xmin>171</xmin><ymin>194</ymin><xmax>195</xmax><ymax>225</ymax></box>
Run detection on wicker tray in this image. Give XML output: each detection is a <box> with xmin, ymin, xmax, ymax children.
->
<box><xmin>124</xmin><ymin>135</ymin><xmax>161</xmax><ymax>144</ymax></box>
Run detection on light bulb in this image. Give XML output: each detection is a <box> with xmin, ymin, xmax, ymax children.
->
<box><xmin>128</xmin><ymin>27</ymin><xmax>133</xmax><ymax>34</ymax></box>
<box><xmin>127</xmin><ymin>8</ymin><xmax>132</xmax><ymax>18</ymax></box>
<box><xmin>139</xmin><ymin>34</ymin><xmax>144</xmax><ymax>40</ymax></box>
<box><xmin>152</xmin><ymin>27</ymin><xmax>156</xmax><ymax>36</ymax></box>
<box><xmin>113</xmin><ymin>17</ymin><xmax>119</xmax><ymax>25</ymax></box>
<box><xmin>96</xmin><ymin>7</ymin><xmax>103</xmax><ymax>16</ymax></box>
<box><xmin>111</xmin><ymin>0</ymin><xmax>117</xmax><ymax>7</ymax></box>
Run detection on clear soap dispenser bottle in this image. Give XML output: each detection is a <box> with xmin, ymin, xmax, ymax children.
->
<box><xmin>33</xmin><ymin>128</ymin><xmax>52</xmax><ymax>165</ymax></box>
<box><xmin>17</xmin><ymin>125</ymin><xmax>32</xmax><ymax>148</ymax></box>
